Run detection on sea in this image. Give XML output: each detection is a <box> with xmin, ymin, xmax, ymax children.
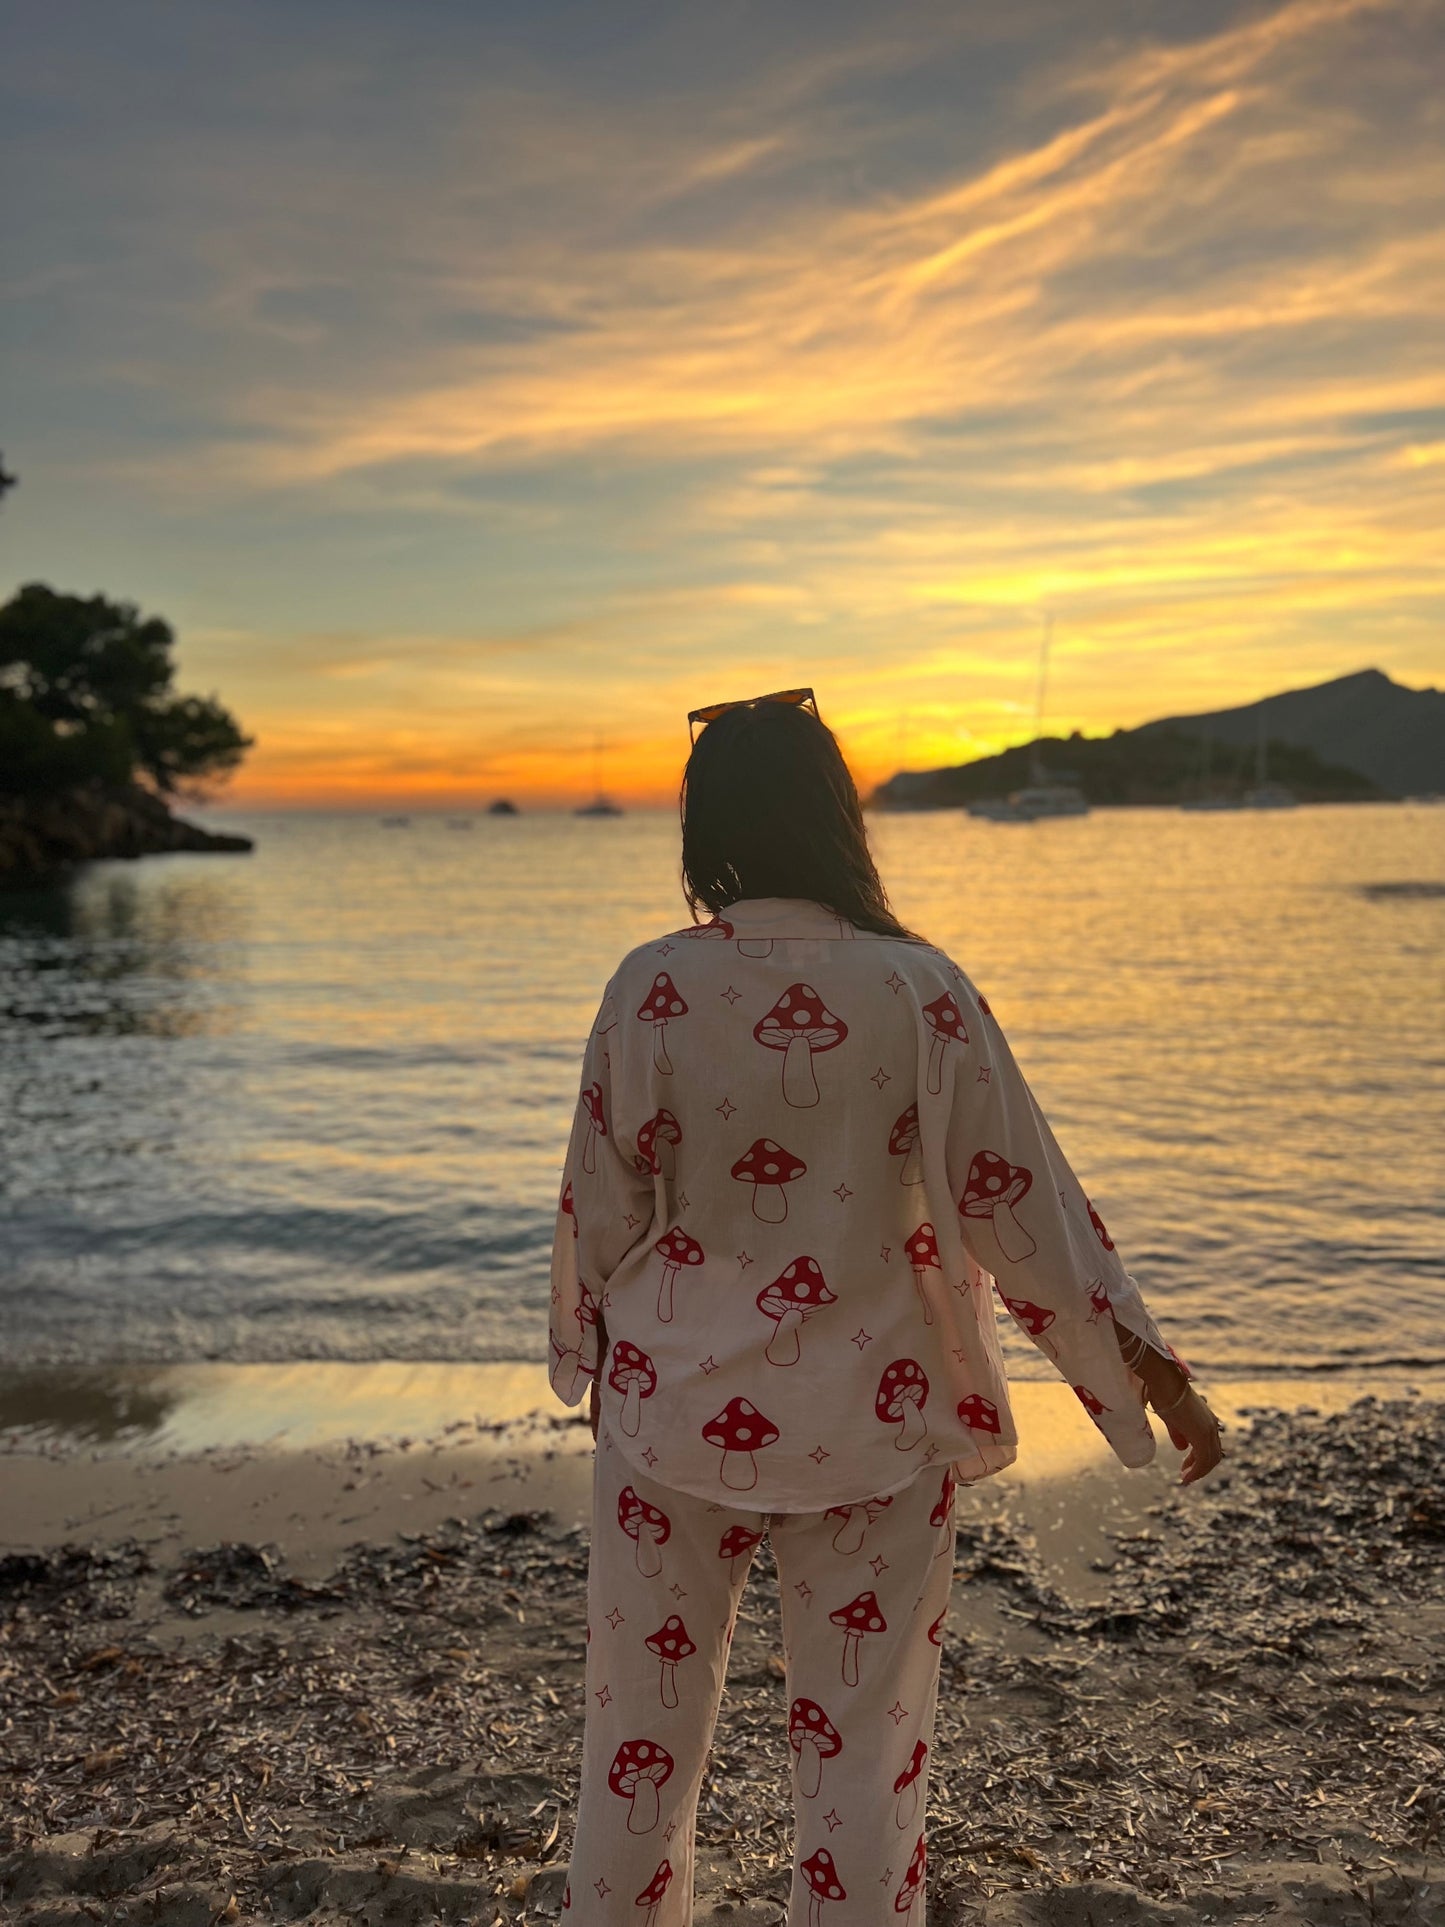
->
<box><xmin>1</xmin><ymin>804</ymin><xmax>1441</xmax><ymax>1381</ymax></box>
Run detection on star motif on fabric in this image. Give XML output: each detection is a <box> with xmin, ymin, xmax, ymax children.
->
<box><xmin>600</xmin><ymin>1290</ymin><xmax>614</xmax><ymax>1310</ymax></box>
<box><xmin>594</xmin><ymin>1683</ymin><xmax>612</xmax><ymax>1706</ymax></box>
<box><xmin>881</xmin><ymin>1870</ymin><xmax>895</xmax><ymax>1886</ymax></box>
<box><xmin>885</xmin><ymin>971</ymin><xmax>905</xmax><ymax>994</ymax></box>
<box><xmin>663</xmin><ymin>1820</ymin><xmax>677</xmax><ymax>1842</ymax></box>
<box><xmin>737</xmin><ymin>1250</ymin><xmax>753</xmax><ymax>1269</ymax></box>
<box><xmin>871</xmin><ymin>1066</ymin><xmax>890</xmax><ymax>1089</ymax></box>
<box><xmin>678</xmin><ymin>1192</ymin><xmax>690</xmax><ymax>1210</ymax></box>
<box><xmin>655</xmin><ymin>942</ymin><xmax>674</xmax><ymax>955</ymax></box>
<box><xmin>977</xmin><ymin>1065</ymin><xmax>991</xmax><ymax>1083</ymax></box>
<box><xmin>851</xmin><ymin>1328</ymin><xmax>873</xmax><ymax>1350</ymax></box>
<box><xmin>880</xmin><ymin>1243</ymin><xmax>891</xmax><ymax>1262</ymax></box>
<box><xmin>834</xmin><ymin>1182</ymin><xmax>853</xmax><ymax>1202</ymax></box>
<box><xmin>794</xmin><ymin>1580</ymin><xmax>813</xmax><ymax>1604</ymax></box>
<box><xmin>669</xmin><ymin>1582</ymin><xmax>687</xmax><ymax>1599</ymax></box>
<box><xmin>641</xmin><ymin>1446</ymin><xmax>659</xmax><ymax>1467</ymax></box>
<box><xmin>953</xmin><ymin>1346</ymin><xmax>969</xmax><ymax>1363</ymax></box>
<box><xmin>886</xmin><ymin>1700</ymin><xmax>909</xmax><ymax>1725</ymax></box>
<box><xmin>809</xmin><ymin>1445</ymin><xmax>831</xmax><ymax>1463</ymax></box>
<box><xmin>699</xmin><ymin>1355</ymin><xmax>719</xmax><ymax>1375</ymax></box>
<box><xmin>550</xmin><ymin>1284</ymin><xmax>561</xmax><ymax>1305</ymax></box>
<box><xmin>624</xmin><ymin>1213</ymin><xmax>640</xmax><ymax>1230</ymax></box>
<box><xmin>824</xmin><ymin>1807</ymin><xmax>842</xmax><ymax>1831</ymax></box>
<box><xmin>869</xmin><ymin>1554</ymin><xmax>890</xmax><ymax>1576</ymax></box>
<box><xmin>606</xmin><ymin>1607</ymin><xmax>624</xmax><ymax>1629</ymax></box>
<box><xmin>716</xmin><ymin>1096</ymin><xmax>737</xmax><ymax>1118</ymax></box>
<box><xmin>721</xmin><ymin>985</ymin><xmax>742</xmax><ymax>1005</ymax></box>
<box><xmin>594</xmin><ymin>1877</ymin><xmax>611</xmax><ymax>1899</ymax></box>
<box><xmin>923</xmin><ymin>1443</ymin><xmax>940</xmax><ymax>1463</ymax></box>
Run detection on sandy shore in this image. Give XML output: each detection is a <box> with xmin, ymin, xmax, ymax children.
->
<box><xmin>2</xmin><ymin>1367</ymin><xmax>1441</xmax><ymax>1925</ymax></box>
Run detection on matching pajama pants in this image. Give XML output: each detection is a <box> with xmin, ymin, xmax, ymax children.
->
<box><xmin>563</xmin><ymin>1418</ymin><xmax>959</xmax><ymax>1925</ymax></box>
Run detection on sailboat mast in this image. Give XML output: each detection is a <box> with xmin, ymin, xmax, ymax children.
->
<box><xmin>1029</xmin><ymin>612</ymin><xmax>1051</xmax><ymax>786</ymax></box>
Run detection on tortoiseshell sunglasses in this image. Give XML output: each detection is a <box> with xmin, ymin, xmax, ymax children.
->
<box><xmin>687</xmin><ymin>686</ymin><xmax>818</xmax><ymax>744</ymax></box>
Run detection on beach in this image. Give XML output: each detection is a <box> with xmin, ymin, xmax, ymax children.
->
<box><xmin>3</xmin><ymin>1369</ymin><xmax>1441</xmax><ymax>1926</ymax></box>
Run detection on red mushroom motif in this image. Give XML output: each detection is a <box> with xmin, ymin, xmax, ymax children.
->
<box><xmin>824</xmin><ymin>1493</ymin><xmax>894</xmax><ymax>1555</ymax></box>
<box><xmin>618</xmin><ymin>1486</ymin><xmax>671</xmax><ymax>1578</ymax></box>
<box><xmin>921</xmin><ymin>991</ymin><xmax>968</xmax><ymax>1094</ymax></box>
<box><xmin>654</xmin><ymin>1227</ymin><xmax>704</xmax><ymax>1322</ymax></box>
<box><xmin>893</xmin><ymin>1739</ymin><xmax>928</xmax><ymax>1829</ymax></box>
<box><xmin>753</xmin><ymin>983</ymin><xmax>848</xmax><ymax>1107</ymax></box>
<box><xmin>927</xmin><ymin>1607</ymin><xmax>946</xmax><ymax>1646</ymax></box>
<box><xmin>1074</xmin><ymin>1384</ymin><xmax>1108</xmax><ymax>1417</ymax></box>
<box><xmin>956</xmin><ymin>1392</ymin><xmax>1001</xmax><ymax>1435</ymax></box>
<box><xmin>1087</xmin><ymin>1281</ymin><xmax>1113</xmax><ymax>1325</ymax></box>
<box><xmin>645</xmin><ymin>1615</ymin><xmax>697</xmax><ymax>1708</ymax></box>
<box><xmin>717</xmin><ymin>1523</ymin><xmax>764</xmax><ymax>1580</ymax></box>
<box><xmin>894</xmin><ymin>1833</ymin><xmax>926</xmax><ymax>1916</ymax></box>
<box><xmin>608</xmin><ymin>1738</ymin><xmax>674</xmax><ymax>1834</ymax></box>
<box><xmin>903</xmin><ymin>1223</ymin><xmax>941</xmax><ymax>1326</ymax></box>
<box><xmin>637</xmin><ymin>973</ymin><xmax>688</xmax><ymax>1074</ymax></box>
<box><xmin>580</xmin><ymin>1083</ymin><xmax>606</xmax><ymax>1174</ymax></box>
<box><xmin>757</xmin><ymin>1256</ymin><xmax>837</xmax><ymax>1366</ymax></box>
<box><xmin>960</xmin><ymin>1149</ymin><xmax>1037</xmax><ymax>1263</ymax></box>
<box><xmin>875</xmin><ymin>1359</ymin><xmax>929</xmax><ymax>1451</ymax></box>
<box><xmin>929</xmin><ymin>1468</ymin><xmax>956</xmax><ymax>1555</ymax></box>
<box><xmin>635</xmin><ymin>1108</ymin><xmax>682</xmax><ymax>1181</ymax></box>
<box><xmin>830</xmin><ymin>1590</ymin><xmax>887</xmax><ymax>1686</ymax></box>
<box><xmin>1086</xmin><ymin>1196</ymin><xmax>1115</xmax><ymax>1250</ymax></box>
<box><xmin>683</xmin><ymin>916</ymin><xmax>734</xmax><ymax>939</ymax></box>
<box><xmin>1002</xmin><ymin>1294</ymin><xmax>1056</xmax><ymax>1338</ymax></box>
<box><xmin>736</xmin><ymin>935</ymin><xmax>774</xmax><ymax>959</ymax></box>
<box><xmin>800</xmin><ymin>1848</ymin><xmax>846</xmax><ymax>1927</ymax></box>
<box><xmin>608</xmin><ymin>1341</ymin><xmax>657</xmax><ymax>1437</ymax></box>
<box><xmin>701</xmin><ymin>1397</ymin><xmax>780</xmax><ymax>1491</ymax></box>
<box><xmin>635</xmin><ymin>1861</ymin><xmax>673</xmax><ymax>1927</ymax></box>
<box><xmin>888</xmin><ymin>1103</ymin><xmax>923</xmax><ymax>1185</ymax></box>
<box><xmin>560</xmin><ymin>1180</ymin><xmax>578</xmax><ymax>1238</ymax></box>
<box><xmin>789</xmin><ymin>1697</ymin><xmax>842</xmax><ymax>1798</ymax></box>
<box><xmin>730</xmin><ymin>1138</ymin><xmax>806</xmax><ymax>1223</ymax></box>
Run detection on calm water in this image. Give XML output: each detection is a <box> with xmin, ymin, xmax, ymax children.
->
<box><xmin>1</xmin><ymin>805</ymin><xmax>1441</xmax><ymax>1379</ymax></box>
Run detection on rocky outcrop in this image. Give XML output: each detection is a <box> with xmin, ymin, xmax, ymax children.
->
<box><xmin>0</xmin><ymin>782</ymin><xmax>252</xmax><ymax>888</ymax></box>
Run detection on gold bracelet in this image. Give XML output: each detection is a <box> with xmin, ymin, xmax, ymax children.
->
<box><xmin>1151</xmin><ymin>1381</ymin><xmax>1194</xmax><ymax>1416</ymax></box>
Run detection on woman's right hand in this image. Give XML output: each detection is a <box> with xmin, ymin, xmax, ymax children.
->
<box><xmin>1159</xmin><ymin>1385</ymin><xmax>1224</xmax><ymax>1484</ymax></box>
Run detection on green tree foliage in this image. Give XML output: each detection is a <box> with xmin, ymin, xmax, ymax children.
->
<box><xmin>0</xmin><ymin>583</ymin><xmax>252</xmax><ymax>798</ymax></box>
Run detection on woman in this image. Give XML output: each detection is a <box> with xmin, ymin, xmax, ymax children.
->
<box><xmin>549</xmin><ymin>689</ymin><xmax>1220</xmax><ymax>1924</ymax></box>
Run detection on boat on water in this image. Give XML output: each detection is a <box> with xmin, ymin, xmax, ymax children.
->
<box><xmin>575</xmin><ymin>736</ymin><xmax>624</xmax><ymax>816</ymax></box>
<box><xmin>1242</xmin><ymin>781</ymin><xmax>1298</xmax><ymax>810</ymax></box>
<box><xmin>487</xmin><ymin>799</ymin><xmax>520</xmax><ymax>817</ymax></box>
<box><xmin>969</xmin><ymin>783</ymin><xmax>1089</xmax><ymax>822</ymax></box>
<box><xmin>967</xmin><ymin>618</ymin><xmax>1091</xmax><ymax>823</ymax></box>
<box><xmin>379</xmin><ymin>815</ymin><xmax>411</xmax><ymax>827</ymax></box>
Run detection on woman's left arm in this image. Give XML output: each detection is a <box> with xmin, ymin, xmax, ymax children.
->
<box><xmin>940</xmin><ymin>981</ymin><xmax>1222</xmax><ymax>1479</ymax></box>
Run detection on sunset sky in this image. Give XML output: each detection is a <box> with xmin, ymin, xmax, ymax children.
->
<box><xmin>3</xmin><ymin>0</ymin><xmax>1442</xmax><ymax>806</ymax></box>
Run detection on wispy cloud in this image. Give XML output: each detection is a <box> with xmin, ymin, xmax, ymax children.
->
<box><xmin>2</xmin><ymin>0</ymin><xmax>1441</xmax><ymax>800</ymax></box>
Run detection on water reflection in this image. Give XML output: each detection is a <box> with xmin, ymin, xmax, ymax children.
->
<box><xmin>0</xmin><ymin>1366</ymin><xmax>180</xmax><ymax>1443</ymax></box>
<box><xmin>0</xmin><ymin>866</ymin><xmax>246</xmax><ymax>1039</ymax></box>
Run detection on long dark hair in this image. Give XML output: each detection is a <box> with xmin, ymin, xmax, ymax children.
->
<box><xmin>680</xmin><ymin>700</ymin><xmax>919</xmax><ymax>940</ymax></box>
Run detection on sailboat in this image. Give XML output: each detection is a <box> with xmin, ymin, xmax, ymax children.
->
<box><xmin>968</xmin><ymin>614</ymin><xmax>1089</xmax><ymax>821</ymax></box>
<box><xmin>1242</xmin><ymin>711</ymin><xmax>1297</xmax><ymax>809</ymax></box>
<box><xmin>1179</xmin><ymin>719</ymin><xmax>1243</xmax><ymax>810</ymax></box>
<box><xmin>575</xmin><ymin>735</ymin><xmax>624</xmax><ymax>817</ymax></box>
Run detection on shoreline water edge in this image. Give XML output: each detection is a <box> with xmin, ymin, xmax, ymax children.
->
<box><xmin>2</xmin><ymin>1371</ymin><xmax>1441</xmax><ymax>1925</ymax></box>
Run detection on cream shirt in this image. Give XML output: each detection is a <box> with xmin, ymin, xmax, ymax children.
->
<box><xmin>548</xmin><ymin>896</ymin><xmax>1189</xmax><ymax>1510</ymax></box>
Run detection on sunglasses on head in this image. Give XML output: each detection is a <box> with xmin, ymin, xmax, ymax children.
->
<box><xmin>687</xmin><ymin>686</ymin><xmax>818</xmax><ymax>744</ymax></box>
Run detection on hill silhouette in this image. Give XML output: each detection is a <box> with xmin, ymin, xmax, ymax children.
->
<box><xmin>872</xmin><ymin>669</ymin><xmax>1439</xmax><ymax>810</ymax></box>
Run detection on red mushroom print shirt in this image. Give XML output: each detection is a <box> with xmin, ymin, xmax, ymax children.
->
<box><xmin>549</xmin><ymin>896</ymin><xmax>1189</xmax><ymax>1510</ymax></box>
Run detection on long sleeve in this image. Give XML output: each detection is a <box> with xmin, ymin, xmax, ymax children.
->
<box><xmin>937</xmin><ymin>974</ymin><xmax>1189</xmax><ymax>1465</ymax></box>
<box><xmin>548</xmin><ymin>982</ymin><xmax>654</xmax><ymax>1407</ymax></box>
